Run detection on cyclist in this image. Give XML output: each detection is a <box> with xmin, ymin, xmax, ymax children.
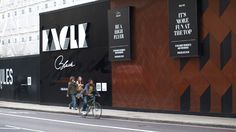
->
<box><xmin>81</xmin><ymin>79</ymin><xmax>99</xmax><ymax>115</ymax></box>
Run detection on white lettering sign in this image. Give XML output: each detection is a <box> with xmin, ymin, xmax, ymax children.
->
<box><xmin>113</xmin><ymin>24</ymin><xmax>124</xmax><ymax>40</ymax></box>
<box><xmin>54</xmin><ymin>55</ymin><xmax>76</xmax><ymax>71</ymax></box>
<box><xmin>0</xmin><ymin>68</ymin><xmax>14</xmax><ymax>85</ymax></box>
<box><xmin>174</xmin><ymin>12</ymin><xmax>192</xmax><ymax>36</ymax></box>
<box><xmin>42</xmin><ymin>23</ymin><xmax>88</xmax><ymax>52</ymax></box>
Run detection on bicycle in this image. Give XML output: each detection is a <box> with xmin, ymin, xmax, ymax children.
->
<box><xmin>78</xmin><ymin>95</ymin><xmax>102</xmax><ymax>119</ymax></box>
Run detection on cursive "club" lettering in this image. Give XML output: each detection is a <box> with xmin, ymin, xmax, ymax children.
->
<box><xmin>54</xmin><ymin>55</ymin><xmax>75</xmax><ymax>70</ymax></box>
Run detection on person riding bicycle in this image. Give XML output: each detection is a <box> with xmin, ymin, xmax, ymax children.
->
<box><xmin>81</xmin><ymin>79</ymin><xmax>99</xmax><ymax>115</ymax></box>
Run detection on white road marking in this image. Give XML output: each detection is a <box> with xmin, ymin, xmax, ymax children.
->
<box><xmin>106</xmin><ymin>118</ymin><xmax>236</xmax><ymax>131</ymax></box>
<box><xmin>0</xmin><ymin>127</ymin><xmax>17</xmax><ymax>130</ymax></box>
<box><xmin>6</xmin><ymin>125</ymin><xmax>45</xmax><ymax>132</ymax></box>
<box><xmin>0</xmin><ymin>112</ymin><xmax>159</xmax><ymax>132</ymax></box>
<box><xmin>8</xmin><ymin>111</ymin><xmax>30</xmax><ymax>114</ymax></box>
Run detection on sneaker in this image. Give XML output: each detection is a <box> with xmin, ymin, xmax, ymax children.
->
<box><xmin>69</xmin><ymin>104</ymin><xmax>72</xmax><ymax>109</ymax></box>
<box><xmin>81</xmin><ymin>111</ymin><xmax>86</xmax><ymax>115</ymax></box>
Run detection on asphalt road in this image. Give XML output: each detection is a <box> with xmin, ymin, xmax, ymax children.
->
<box><xmin>0</xmin><ymin>108</ymin><xmax>235</xmax><ymax>132</ymax></box>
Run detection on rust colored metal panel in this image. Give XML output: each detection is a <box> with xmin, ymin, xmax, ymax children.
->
<box><xmin>111</xmin><ymin>0</ymin><xmax>236</xmax><ymax>116</ymax></box>
<box><xmin>234</xmin><ymin>86</ymin><xmax>236</xmax><ymax>113</ymax></box>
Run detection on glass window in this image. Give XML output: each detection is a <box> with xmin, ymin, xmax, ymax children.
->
<box><xmin>8</xmin><ymin>39</ymin><xmax>10</xmax><ymax>43</ymax></box>
<box><xmin>54</xmin><ymin>1</ymin><xmax>56</xmax><ymax>6</ymax></box>
<box><xmin>22</xmin><ymin>9</ymin><xmax>24</xmax><ymax>14</ymax></box>
<box><xmin>22</xmin><ymin>38</ymin><xmax>24</xmax><ymax>42</ymax></box>
<box><xmin>2</xmin><ymin>14</ymin><xmax>4</xmax><ymax>19</ymax></box>
<box><xmin>29</xmin><ymin>36</ymin><xmax>32</xmax><ymax>41</ymax></box>
<box><xmin>8</xmin><ymin>12</ymin><xmax>10</xmax><ymax>17</ymax></box>
<box><xmin>45</xmin><ymin>4</ymin><xmax>48</xmax><ymax>8</ymax></box>
<box><xmin>29</xmin><ymin>8</ymin><xmax>32</xmax><ymax>13</ymax></box>
<box><xmin>63</xmin><ymin>0</ymin><xmax>66</xmax><ymax>4</ymax></box>
<box><xmin>15</xmin><ymin>11</ymin><xmax>17</xmax><ymax>16</ymax></box>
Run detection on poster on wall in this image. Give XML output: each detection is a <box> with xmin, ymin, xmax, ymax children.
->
<box><xmin>169</xmin><ymin>0</ymin><xmax>199</xmax><ymax>58</ymax></box>
<box><xmin>108</xmin><ymin>7</ymin><xmax>131</xmax><ymax>61</ymax></box>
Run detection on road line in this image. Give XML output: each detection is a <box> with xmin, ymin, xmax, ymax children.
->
<box><xmin>8</xmin><ymin>111</ymin><xmax>30</xmax><ymax>114</ymax></box>
<box><xmin>0</xmin><ymin>127</ymin><xmax>17</xmax><ymax>130</ymax></box>
<box><xmin>6</xmin><ymin>125</ymin><xmax>45</xmax><ymax>132</ymax></box>
<box><xmin>0</xmin><ymin>112</ymin><xmax>159</xmax><ymax>132</ymax></box>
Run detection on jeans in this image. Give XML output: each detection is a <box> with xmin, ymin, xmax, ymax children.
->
<box><xmin>69</xmin><ymin>93</ymin><xmax>77</xmax><ymax>109</ymax></box>
<box><xmin>82</xmin><ymin>96</ymin><xmax>88</xmax><ymax>111</ymax></box>
<box><xmin>82</xmin><ymin>96</ymin><xmax>95</xmax><ymax>111</ymax></box>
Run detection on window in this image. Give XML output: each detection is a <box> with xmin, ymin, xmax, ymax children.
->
<box><xmin>45</xmin><ymin>4</ymin><xmax>48</xmax><ymax>8</ymax></box>
<box><xmin>54</xmin><ymin>1</ymin><xmax>56</xmax><ymax>6</ymax></box>
<box><xmin>2</xmin><ymin>40</ymin><xmax>4</xmax><ymax>45</ymax></box>
<box><xmin>29</xmin><ymin>36</ymin><xmax>32</xmax><ymax>41</ymax></box>
<box><xmin>63</xmin><ymin>0</ymin><xmax>66</xmax><ymax>4</ymax></box>
<box><xmin>22</xmin><ymin>38</ymin><xmax>24</xmax><ymax>42</ymax></box>
<box><xmin>15</xmin><ymin>38</ymin><xmax>17</xmax><ymax>43</ymax></box>
<box><xmin>8</xmin><ymin>12</ymin><xmax>10</xmax><ymax>17</ymax></box>
<box><xmin>29</xmin><ymin>8</ymin><xmax>32</xmax><ymax>13</ymax></box>
<box><xmin>8</xmin><ymin>39</ymin><xmax>10</xmax><ymax>43</ymax></box>
<box><xmin>14</xmin><ymin>11</ymin><xmax>17</xmax><ymax>16</ymax></box>
<box><xmin>2</xmin><ymin>14</ymin><xmax>4</xmax><ymax>19</ymax></box>
<box><xmin>22</xmin><ymin>9</ymin><xmax>24</xmax><ymax>14</ymax></box>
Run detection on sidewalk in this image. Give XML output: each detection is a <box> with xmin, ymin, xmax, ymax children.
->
<box><xmin>0</xmin><ymin>101</ymin><xmax>235</xmax><ymax>128</ymax></box>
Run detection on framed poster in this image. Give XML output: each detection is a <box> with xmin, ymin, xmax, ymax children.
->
<box><xmin>169</xmin><ymin>0</ymin><xmax>199</xmax><ymax>57</ymax></box>
<box><xmin>108</xmin><ymin>7</ymin><xmax>132</xmax><ymax>61</ymax></box>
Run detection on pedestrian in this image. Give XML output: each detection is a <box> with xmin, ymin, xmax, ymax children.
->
<box><xmin>0</xmin><ymin>82</ymin><xmax>2</xmax><ymax>90</ymax></box>
<box><xmin>66</xmin><ymin>76</ymin><xmax>78</xmax><ymax>110</ymax></box>
<box><xmin>76</xmin><ymin>76</ymin><xmax>84</xmax><ymax>95</ymax></box>
<box><xmin>76</xmin><ymin>76</ymin><xmax>84</xmax><ymax>110</ymax></box>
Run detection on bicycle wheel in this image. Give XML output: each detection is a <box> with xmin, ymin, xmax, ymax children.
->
<box><xmin>92</xmin><ymin>102</ymin><xmax>102</xmax><ymax>119</ymax></box>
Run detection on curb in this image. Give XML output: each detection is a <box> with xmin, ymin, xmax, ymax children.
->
<box><xmin>0</xmin><ymin>106</ymin><xmax>79</xmax><ymax>115</ymax></box>
<box><xmin>100</xmin><ymin>115</ymin><xmax>236</xmax><ymax>129</ymax></box>
<box><xmin>0</xmin><ymin>106</ymin><xmax>236</xmax><ymax>129</ymax></box>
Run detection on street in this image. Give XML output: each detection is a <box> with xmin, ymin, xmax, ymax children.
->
<box><xmin>0</xmin><ymin>108</ymin><xmax>235</xmax><ymax>132</ymax></box>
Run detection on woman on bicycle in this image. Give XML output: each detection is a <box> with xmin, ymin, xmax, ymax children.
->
<box><xmin>81</xmin><ymin>79</ymin><xmax>99</xmax><ymax>115</ymax></box>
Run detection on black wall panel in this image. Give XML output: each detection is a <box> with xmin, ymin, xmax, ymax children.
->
<box><xmin>0</xmin><ymin>56</ymin><xmax>40</xmax><ymax>102</ymax></box>
<box><xmin>40</xmin><ymin>1</ymin><xmax>112</xmax><ymax>106</ymax></box>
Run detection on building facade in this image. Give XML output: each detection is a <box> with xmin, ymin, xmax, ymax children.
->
<box><xmin>0</xmin><ymin>0</ymin><xmax>236</xmax><ymax>116</ymax></box>
<box><xmin>0</xmin><ymin>0</ymin><xmax>97</xmax><ymax>58</ymax></box>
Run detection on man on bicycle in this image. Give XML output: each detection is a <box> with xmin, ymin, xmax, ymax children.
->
<box><xmin>81</xmin><ymin>79</ymin><xmax>99</xmax><ymax>115</ymax></box>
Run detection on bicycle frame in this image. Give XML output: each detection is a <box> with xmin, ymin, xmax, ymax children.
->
<box><xmin>86</xmin><ymin>96</ymin><xmax>96</xmax><ymax>110</ymax></box>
